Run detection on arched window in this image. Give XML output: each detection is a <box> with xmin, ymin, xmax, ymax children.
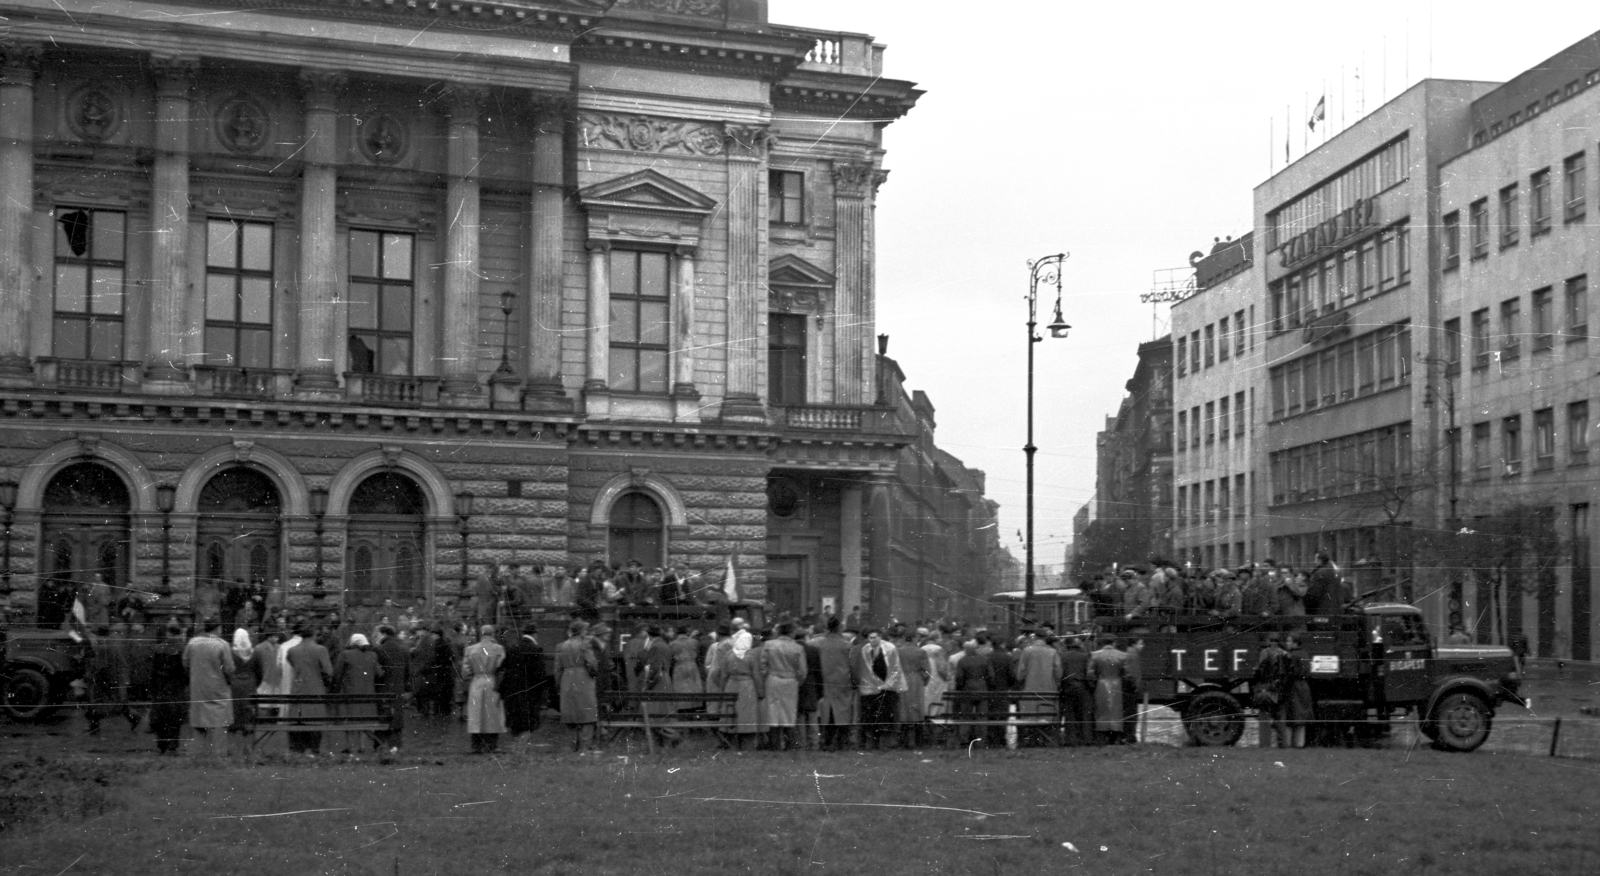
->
<box><xmin>346</xmin><ymin>472</ymin><xmax>427</xmax><ymax>608</ymax></box>
<box><xmin>608</xmin><ymin>492</ymin><xmax>664</xmax><ymax>568</ymax></box>
<box><xmin>38</xmin><ymin>462</ymin><xmax>130</xmax><ymax>629</ymax></box>
<box><xmin>196</xmin><ymin>467</ymin><xmax>282</xmax><ymax>624</ymax></box>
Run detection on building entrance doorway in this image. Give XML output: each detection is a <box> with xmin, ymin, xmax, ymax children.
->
<box><xmin>38</xmin><ymin>462</ymin><xmax>130</xmax><ymax>629</ymax></box>
<box><xmin>196</xmin><ymin>468</ymin><xmax>282</xmax><ymax>623</ymax></box>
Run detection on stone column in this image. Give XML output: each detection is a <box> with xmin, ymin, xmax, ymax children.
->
<box><xmin>441</xmin><ymin>85</ymin><xmax>487</xmax><ymax>403</ymax></box>
<box><xmin>864</xmin><ymin>471</ymin><xmax>894</xmax><ymax>624</ymax></box>
<box><xmin>143</xmin><ymin>56</ymin><xmax>199</xmax><ymax>391</ymax></box>
<box><xmin>671</xmin><ymin>245</ymin><xmax>700</xmax><ymax>403</ymax></box>
<box><xmin>522</xmin><ymin>95</ymin><xmax>572</xmax><ymax>411</ymax></box>
<box><xmin>839</xmin><ymin>479</ymin><xmax>863</xmax><ymax>619</ymax></box>
<box><xmin>293</xmin><ymin>70</ymin><xmax>345</xmax><ymax>398</ymax></box>
<box><xmin>583</xmin><ymin>241</ymin><xmax>610</xmax><ymax>404</ymax></box>
<box><xmin>831</xmin><ymin>161</ymin><xmax>887</xmax><ymax>406</ymax></box>
<box><xmin>0</xmin><ymin>43</ymin><xmax>39</xmax><ymax>386</ymax></box>
<box><xmin>719</xmin><ymin>124</ymin><xmax>769</xmax><ymax>422</ymax></box>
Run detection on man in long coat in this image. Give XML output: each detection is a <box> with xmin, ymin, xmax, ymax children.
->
<box><xmin>183</xmin><ymin>619</ymin><xmax>235</xmax><ymax>757</ymax></box>
<box><xmin>1086</xmin><ymin>636</ymin><xmax>1127</xmax><ymax>745</ymax></box>
<box><xmin>1057</xmin><ymin>635</ymin><xmax>1095</xmax><ymax>746</ymax></box>
<box><xmin>499</xmin><ymin>628</ymin><xmax>546</xmax><ymax>741</ymax></box>
<box><xmin>556</xmin><ymin>620</ymin><xmax>600</xmax><ymax>753</ymax></box>
<box><xmin>286</xmin><ymin>626</ymin><xmax>333</xmax><ymax>755</ymax></box>
<box><xmin>852</xmin><ymin>629</ymin><xmax>904</xmax><ymax>750</ymax></box>
<box><xmin>812</xmin><ymin>616</ymin><xmax>857</xmax><ymax>751</ymax></box>
<box><xmin>374</xmin><ymin>625</ymin><xmax>410</xmax><ymax>750</ymax></box>
<box><xmin>639</xmin><ymin>625</ymin><xmax>678</xmax><ymax>747</ymax></box>
<box><xmin>1015</xmin><ymin>632</ymin><xmax>1063</xmax><ymax>746</ymax></box>
<box><xmin>462</xmin><ymin>625</ymin><xmax>506</xmax><ymax>754</ymax></box>
<box><xmin>894</xmin><ymin>629</ymin><xmax>930</xmax><ymax>749</ymax></box>
<box><xmin>760</xmin><ymin>622</ymin><xmax>807</xmax><ymax>751</ymax></box>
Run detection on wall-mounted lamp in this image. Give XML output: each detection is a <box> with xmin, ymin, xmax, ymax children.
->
<box><xmin>309</xmin><ymin>486</ymin><xmax>328</xmax><ymax>600</ymax></box>
<box><xmin>455</xmin><ymin>490</ymin><xmax>475</xmax><ymax>601</ymax></box>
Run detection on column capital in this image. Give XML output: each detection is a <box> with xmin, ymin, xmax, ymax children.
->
<box><xmin>672</xmin><ymin>244</ymin><xmax>697</xmax><ymax>259</ymax></box>
<box><xmin>0</xmin><ymin>42</ymin><xmax>42</xmax><ymax>85</ymax></box>
<box><xmin>530</xmin><ymin>93</ymin><xmax>573</xmax><ymax>128</ymax></box>
<box><xmin>444</xmin><ymin>83</ymin><xmax>489</xmax><ymax>124</ymax></box>
<box><xmin>586</xmin><ymin>239</ymin><xmax>612</xmax><ymax>254</ymax></box>
<box><xmin>724</xmin><ymin>123</ymin><xmax>775</xmax><ymax>160</ymax></box>
<box><xmin>831</xmin><ymin>160</ymin><xmax>888</xmax><ymax>199</ymax></box>
<box><xmin>298</xmin><ymin>69</ymin><xmax>347</xmax><ymax>112</ymax></box>
<box><xmin>150</xmin><ymin>55</ymin><xmax>200</xmax><ymax>98</ymax></box>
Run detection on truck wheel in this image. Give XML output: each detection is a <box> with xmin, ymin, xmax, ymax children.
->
<box><xmin>1184</xmin><ymin>691</ymin><xmax>1244</xmax><ymax>747</ymax></box>
<box><xmin>2</xmin><ymin>667</ymin><xmax>55</xmax><ymax>721</ymax></box>
<box><xmin>1429</xmin><ymin>693</ymin><xmax>1490</xmax><ymax>752</ymax></box>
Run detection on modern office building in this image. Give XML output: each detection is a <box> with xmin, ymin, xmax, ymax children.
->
<box><xmin>1170</xmin><ymin>234</ymin><xmax>1263</xmax><ymax>570</ymax></box>
<box><xmin>0</xmin><ymin>0</ymin><xmax>1006</xmax><ymax>627</ymax></box>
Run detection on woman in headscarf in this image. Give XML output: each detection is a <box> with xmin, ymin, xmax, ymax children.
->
<box><xmin>720</xmin><ymin>629</ymin><xmax>764</xmax><ymax>750</ymax></box>
<box><xmin>556</xmin><ymin>620</ymin><xmax>599</xmax><ymax>753</ymax></box>
<box><xmin>228</xmin><ymin>627</ymin><xmax>262</xmax><ymax>754</ymax></box>
<box><xmin>461</xmin><ymin>625</ymin><xmax>506</xmax><ymax>754</ymax></box>
<box><xmin>334</xmin><ymin>632</ymin><xmax>383</xmax><ymax>753</ymax></box>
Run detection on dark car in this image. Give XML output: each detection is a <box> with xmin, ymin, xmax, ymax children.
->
<box><xmin>2</xmin><ymin>629</ymin><xmax>86</xmax><ymax>721</ymax></box>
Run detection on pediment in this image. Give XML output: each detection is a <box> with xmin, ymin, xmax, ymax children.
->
<box><xmin>576</xmin><ymin>169</ymin><xmax>717</xmax><ymax>218</ymax></box>
<box><xmin>768</xmin><ymin>254</ymin><xmax>834</xmax><ymax>288</ymax></box>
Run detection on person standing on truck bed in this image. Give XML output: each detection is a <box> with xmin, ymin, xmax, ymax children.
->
<box><xmin>1304</xmin><ymin>551</ymin><xmax>1345</xmax><ymax>615</ymax></box>
<box><xmin>1275</xmin><ymin>566</ymin><xmax>1307</xmax><ymax>617</ymax></box>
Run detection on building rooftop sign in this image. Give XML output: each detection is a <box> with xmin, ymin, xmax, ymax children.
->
<box><xmin>1277</xmin><ymin>198</ymin><xmax>1376</xmax><ymax>270</ymax></box>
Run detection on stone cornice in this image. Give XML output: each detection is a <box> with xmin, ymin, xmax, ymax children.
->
<box><xmin>186</xmin><ymin>0</ymin><xmax>598</xmax><ymax>38</ymax></box>
<box><xmin>774</xmin><ymin>70</ymin><xmax>922</xmax><ymax>122</ymax></box>
<box><xmin>572</xmin><ymin>28</ymin><xmax>812</xmax><ymax>81</ymax></box>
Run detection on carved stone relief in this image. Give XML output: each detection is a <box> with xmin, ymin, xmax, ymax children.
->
<box><xmin>214</xmin><ymin>94</ymin><xmax>271</xmax><ymax>154</ymax></box>
<box><xmin>578</xmin><ymin>112</ymin><xmax>723</xmax><ymax>156</ymax></box>
<box><xmin>357</xmin><ymin>113</ymin><xmax>409</xmax><ymax>165</ymax></box>
<box><xmin>66</xmin><ymin>83</ymin><xmax>124</xmax><ymax>143</ymax></box>
<box><xmin>769</xmin><ymin>287</ymin><xmax>824</xmax><ymax>313</ymax></box>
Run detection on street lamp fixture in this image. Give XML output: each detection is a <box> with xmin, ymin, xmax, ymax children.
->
<box><xmin>0</xmin><ymin>480</ymin><xmax>17</xmax><ymax>597</ymax></box>
<box><xmin>155</xmin><ymin>483</ymin><xmax>176</xmax><ymax>597</ymax></box>
<box><xmin>1023</xmin><ymin>252</ymin><xmax>1070</xmax><ymax>629</ymax></box>
<box><xmin>309</xmin><ymin>486</ymin><xmax>328</xmax><ymax>600</ymax></box>
<box><xmin>495</xmin><ymin>290</ymin><xmax>516</xmax><ymax>377</ymax></box>
<box><xmin>456</xmin><ymin>491</ymin><xmax>475</xmax><ymax>604</ymax></box>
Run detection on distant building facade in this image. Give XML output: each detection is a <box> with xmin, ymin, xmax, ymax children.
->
<box><xmin>1171</xmin><ymin>234</ymin><xmax>1263</xmax><ymax>570</ymax></box>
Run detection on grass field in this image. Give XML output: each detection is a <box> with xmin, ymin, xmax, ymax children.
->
<box><xmin>2</xmin><ymin>743</ymin><xmax>1596</xmax><ymax>876</ymax></box>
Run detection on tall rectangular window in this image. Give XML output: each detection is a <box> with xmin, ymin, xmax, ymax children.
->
<box><xmin>1535</xmin><ymin>407</ymin><xmax>1556</xmax><ymax>470</ymax></box>
<box><xmin>1358</xmin><ymin>238</ymin><xmax>1377</xmax><ymax>295</ymax></box>
<box><xmin>1442</xmin><ymin>210</ymin><xmax>1461</xmax><ymax>269</ymax></box>
<box><xmin>1565</xmin><ymin>152</ymin><xmax>1587</xmax><ymax>223</ymax></box>
<box><xmin>1177</xmin><ymin>410</ymin><xmax>1188</xmax><ymax>450</ymax></box>
<box><xmin>1503</xmin><ymin>414</ymin><xmax>1523</xmax><ymax>476</ymax></box>
<box><xmin>1567</xmin><ymin>275</ymin><xmax>1589</xmax><ymax>341</ymax></box>
<box><xmin>53</xmin><ymin>208</ymin><xmax>126</xmax><ymax>361</ymax></box>
<box><xmin>1532</xmin><ymin>287</ymin><xmax>1554</xmax><ymax>351</ymax></box>
<box><xmin>1219</xmin><ymin>395</ymin><xmax>1231</xmax><ymax>442</ymax></box>
<box><xmin>1377</xmin><ymin>327</ymin><xmax>1398</xmax><ymax>388</ymax></box>
<box><xmin>1234</xmin><ymin>309</ymin><xmax>1247</xmax><ymax>356</ymax></box>
<box><xmin>1443</xmin><ymin>317</ymin><xmax>1462</xmax><ymax>376</ymax></box>
<box><xmin>1498</xmin><ymin>183</ymin><xmax>1520</xmax><ymax>249</ymax></box>
<box><xmin>1234</xmin><ymin>390</ymin><xmax>1246</xmax><ymax>436</ymax></box>
<box><xmin>1338</xmin><ymin>342</ymin><xmax>1355</xmax><ymax>400</ymax></box>
<box><xmin>1472</xmin><ymin>422</ymin><xmax>1491</xmax><ymax>481</ymax></box>
<box><xmin>1235</xmin><ymin>473</ymin><xmax>1247</xmax><ymax>518</ymax></box>
<box><xmin>769</xmin><ymin>170</ymin><xmax>804</xmax><ymax>225</ymax></box>
<box><xmin>1531</xmin><ymin>168</ymin><xmax>1552</xmax><ymax>234</ymax></box>
<box><xmin>1571</xmin><ymin>401</ymin><xmax>1591</xmax><ymax>465</ymax></box>
<box><xmin>1218</xmin><ymin>477</ymin><xmax>1230</xmax><ymax>519</ymax></box>
<box><xmin>767</xmin><ymin>312</ymin><xmax>807</xmax><ymax>404</ymax></box>
<box><xmin>1218</xmin><ymin>316</ymin><xmax>1230</xmax><ymax>362</ymax></box>
<box><xmin>1204</xmin><ymin>324</ymin><xmax>1215</xmax><ymax>367</ymax></box>
<box><xmin>1204</xmin><ymin>480</ymin><xmax>1215</xmax><ymax>523</ymax></box>
<box><xmin>1270</xmin><ymin>368</ymin><xmax>1286</xmax><ymax>419</ymax></box>
<box><xmin>1176</xmin><ymin>485</ymin><xmax>1187</xmax><ymax>526</ymax></box>
<box><xmin>204</xmin><ymin>219</ymin><xmax>274</xmax><ymax>368</ymax></box>
<box><xmin>1189</xmin><ymin>330</ymin><xmax>1201</xmax><ymax>373</ymax></box>
<box><xmin>1469</xmin><ymin>198</ymin><xmax>1489</xmax><ymax>259</ymax></box>
<box><xmin>1501</xmin><ymin>297</ymin><xmax>1522</xmax><ymax>362</ymax></box>
<box><xmin>347</xmin><ymin>230</ymin><xmax>414</xmax><ymax>375</ymax></box>
<box><xmin>1190</xmin><ymin>405</ymin><xmax>1201</xmax><ymax>448</ymax></box>
<box><xmin>608</xmin><ymin>249</ymin><xmax>671</xmax><ymax>393</ymax></box>
<box><xmin>1356</xmin><ymin>334</ymin><xmax>1376</xmax><ymax>394</ymax></box>
<box><xmin>1204</xmin><ymin>400</ymin><xmax>1216</xmax><ymax>444</ymax></box>
<box><xmin>1176</xmin><ymin>337</ymin><xmax>1188</xmax><ymax>377</ymax></box>
<box><xmin>1471</xmin><ymin>308</ymin><xmax>1491</xmax><ymax>369</ymax></box>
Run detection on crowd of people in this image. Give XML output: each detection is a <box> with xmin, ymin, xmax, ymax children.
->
<box><xmin>1080</xmin><ymin>551</ymin><xmax>1362</xmax><ymax>622</ymax></box>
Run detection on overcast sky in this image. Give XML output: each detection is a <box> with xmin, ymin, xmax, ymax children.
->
<box><xmin>767</xmin><ymin>0</ymin><xmax>1589</xmax><ymax>570</ymax></box>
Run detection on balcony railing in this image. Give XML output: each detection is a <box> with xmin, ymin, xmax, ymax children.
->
<box><xmin>789</xmin><ymin>28</ymin><xmax>882</xmax><ymax>76</ymax></box>
<box><xmin>192</xmin><ymin>366</ymin><xmax>293</xmax><ymax>399</ymax></box>
<box><xmin>343</xmin><ymin>372</ymin><xmax>441</xmax><ymax>406</ymax></box>
<box><xmin>771</xmin><ymin>404</ymin><xmax>911</xmax><ymax>438</ymax></box>
<box><xmin>35</xmin><ymin>358</ymin><xmax>138</xmax><ymax>392</ymax></box>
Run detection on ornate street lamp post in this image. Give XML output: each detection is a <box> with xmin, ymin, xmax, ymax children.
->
<box><xmin>1023</xmin><ymin>253</ymin><xmax>1070</xmax><ymax>629</ymax></box>
<box><xmin>309</xmin><ymin>486</ymin><xmax>328</xmax><ymax>600</ymax></box>
<box><xmin>0</xmin><ymin>480</ymin><xmax>17</xmax><ymax>597</ymax></box>
<box><xmin>456</xmin><ymin>491</ymin><xmax>475</xmax><ymax>606</ymax></box>
<box><xmin>495</xmin><ymin>290</ymin><xmax>516</xmax><ymax>377</ymax></box>
<box><xmin>155</xmin><ymin>483</ymin><xmax>176</xmax><ymax>597</ymax></box>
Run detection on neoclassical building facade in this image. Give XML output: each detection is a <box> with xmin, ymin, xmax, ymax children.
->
<box><xmin>0</xmin><ymin>0</ymin><xmax>932</xmax><ymax>623</ymax></box>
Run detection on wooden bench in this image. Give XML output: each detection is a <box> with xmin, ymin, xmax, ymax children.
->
<box><xmin>928</xmin><ymin>691</ymin><xmax>1061</xmax><ymax>748</ymax></box>
<box><xmin>245</xmin><ymin>694</ymin><xmax>398</xmax><ymax>752</ymax></box>
<box><xmin>598</xmin><ymin>691</ymin><xmax>740</xmax><ymax>754</ymax></box>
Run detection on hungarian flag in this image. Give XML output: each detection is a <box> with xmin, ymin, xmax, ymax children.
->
<box><xmin>1308</xmin><ymin>95</ymin><xmax>1326</xmax><ymax>131</ymax></box>
<box><xmin>723</xmin><ymin>554</ymin><xmax>740</xmax><ymax>603</ymax></box>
